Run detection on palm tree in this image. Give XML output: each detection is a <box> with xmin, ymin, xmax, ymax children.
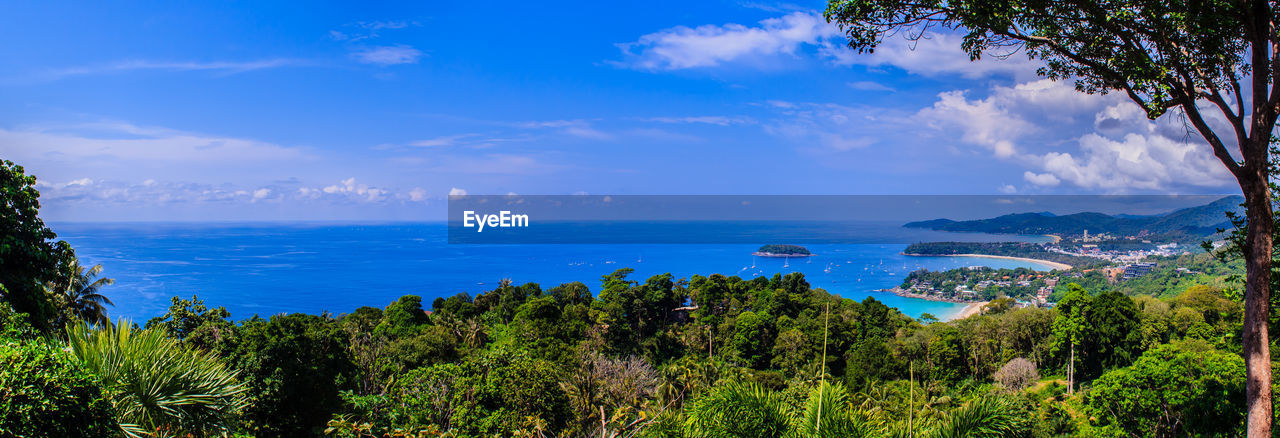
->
<box><xmin>66</xmin><ymin>321</ymin><xmax>249</xmax><ymax>438</ymax></box>
<box><xmin>46</xmin><ymin>257</ymin><xmax>115</xmax><ymax>326</ymax></box>
<box><xmin>684</xmin><ymin>382</ymin><xmax>795</xmax><ymax>438</ymax></box>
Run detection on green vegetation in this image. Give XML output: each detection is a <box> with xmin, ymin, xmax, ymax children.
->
<box><xmin>0</xmin><ymin>161</ymin><xmax>1265</xmax><ymax>436</ymax></box>
<box><xmin>755</xmin><ymin>244</ymin><xmax>812</xmax><ymax>256</ymax></box>
<box><xmin>66</xmin><ymin>321</ymin><xmax>249</xmax><ymax>437</ymax></box>
<box><xmin>903</xmin><ymin>242</ymin><xmax>1105</xmax><ymax>269</ymax></box>
<box><xmin>0</xmin><ymin>319</ymin><xmax>116</xmax><ymax>438</ymax></box>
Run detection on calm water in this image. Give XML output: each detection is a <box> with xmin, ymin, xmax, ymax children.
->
<box><xmin>51</xmin><ymin>222</ymin><xmax>1052</xmax><ymax>322</ymax></box>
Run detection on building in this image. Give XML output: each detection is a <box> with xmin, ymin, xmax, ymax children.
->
<box><xmin>1122</xmin><ymin>263</ymin><xmax>1156</xmax><ymax>280</ymax></box>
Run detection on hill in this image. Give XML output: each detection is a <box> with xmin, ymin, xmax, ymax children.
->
<box><xmin>904</xmin><ymin>196</ymin><xmax>1242</xmax><ymax>239</ymax></box>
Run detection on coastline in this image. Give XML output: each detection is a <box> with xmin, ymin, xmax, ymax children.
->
<box><xmin>884</xmin><ymin>287</ymin><xmax>986</xmax><ymax>320</ymax></box>
<box><xmin>902</xmin><ymin>253</ymin><xmax>1072</xmax><ymax>271</ymax></box>
<box><xmin>952</xmin><ymin>301</ymin><xmax>987</xmax><ymax>319</ymax></box>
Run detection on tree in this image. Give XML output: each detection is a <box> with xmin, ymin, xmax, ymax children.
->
<box><xmin>1084</xmin><ymin>340</ymin><xmax>1246</xmax><ymax>437</ymax></box>
<box><xmin>1051</xmin><ymin>284</ymin><xmax>1090</xmax><ymax>393</ymax></box>
<box><xmin>228</xmin><ymin>313</ymin><xmax>355</xmax><ymax>437</ymax></box>
<box><xmin>993</xmin><ymin>357</ymin><xmax>1039</xmax><ymax>392</ymax></box>
<box><xmin>825</xmin><ymin>0</ymin><xmax>1280</xmax><ymax>432</ymax></box>
<box><xmin>0</xmin><ymin>160</ymin><xmax>71</xmax><ymax>332</ymax></box>
<box><xmin>45</xmin><ymin>257</ymin><xmax>114</xmax><ymax>327</ymax></box>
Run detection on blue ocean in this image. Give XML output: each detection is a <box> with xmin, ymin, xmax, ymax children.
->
<box><xmin>50</xmin><ymin>222</ymin><xmax>1053</xmax><ymax>322</ymax></box>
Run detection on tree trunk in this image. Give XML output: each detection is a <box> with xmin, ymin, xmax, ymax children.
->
<box><xmin>1244</xmin><ymin>174</ymin><xmax>1275</xmax><ymax>437</ymax></box>
<box><xmin>1068</xmin><ymin>341</ymin><xmax>1074</xmax><ymax>395</ymax></box>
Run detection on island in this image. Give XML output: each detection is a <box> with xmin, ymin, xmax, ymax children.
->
<box><xmin>753</xmin><ymin>244</ymin><xmax>813</xmax><ymax>257</ymax></box>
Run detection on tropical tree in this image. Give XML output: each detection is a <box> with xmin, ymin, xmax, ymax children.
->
<box><xmin>46</xmin><ymin>257</ymin><xmax>115</xmax><ymax>327</ymax></box>
<box><xmin>684</xmin><ymin>382</ymin><xmax>795</xmax><ymax>438</ymax></box>
<box><xmin>824</xmin><ymin>0</ymin><xmax>1280</xmax><ymax>433</ymax></box>
<box><xmin>66</xmin><ymin>321</ymin><xmax>248</xmax><ymax>438</ymax></box>
<box><xmin>0</xmin><ymin>160</ymin><xmax>72</xmax><ymax>332</ymax></box>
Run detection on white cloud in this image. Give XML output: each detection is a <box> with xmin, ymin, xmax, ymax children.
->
<box><xmin>998</xmin><ymin>184</ymin><xmax>1018</xmax><ymax>194</ymax></box>
<box><xmin>38</xmin><ymin>59</ymin><xmax>299</xmax><ymax>81</ymax></box>
<box><xmin>251</xmin><ymin>188</ymin><xmax>272</xmax><ymax>201</ymax></box>
<box><xmin>314</xmin><ymin>177</ymin><xmax>389</xmax><ymax>202</ymax></box>
<box><xmin>0</xmin><ymin>122</ymin><xmax>307</xmax><ymax>165</ymax></box>
<box><xmin>449</xmin><ymin>187</ymin><xmax>468</xmax><ymax>196</ymax></box>
<box><xmin>847</xmin><ymin>81</ymin><xmax>895</xmax><ymax>92</ymax></box>
<box><xmin>763</xmin><ymin>101</ymin><xmax>911</xmax><ymax>154</ymax></box>
<box><xmin>517</xmin><ymin>119</ymin><xmax>611</xmax><ymax>140</ymax></box>
<box><xmin>1023</xmin><ymin>171</ymin><xmax>1061</xmax><ymax>187</ymax></box>
<box><xmin>409</xmin><ymin>187</ymin><xmax>429</xmax><ymax>202</ymax></box>
<box><xmin>615</xmin><ymin>11</ymin><xmax>1038</xmax><ymax>79</ymax></box>
<box><xmin>912</xmin><ymin>79</ymin><xmax>1233</xmax><ymax>191</ymax></box>
<box><xmin>642</xmin><ymin>116</ymin><xmax>756</xmax><ymax>126</ymax></box>
<box><xmin>410</xmin><ymin>134</ymin><xmax>476</xmax><ymax>147</ymax></box>
<box><xmin>614</xmin><ymin>12</ymin><xmax>838</xmax><ymax>70</ymax></box>
<box><xmin>353</xmin><ymin>45</ymin><xmax>423</xmax><ymax>65</ymax></box>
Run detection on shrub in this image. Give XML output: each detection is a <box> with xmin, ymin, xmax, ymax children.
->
<box><xmin>0</xmin><ymin>337</ymin><xmax>116</xmax><ymax>437</ymax></box>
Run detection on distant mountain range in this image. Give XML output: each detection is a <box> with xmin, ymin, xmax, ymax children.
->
<box><xmin>904</xmin><ymin>196</ymin><xmax>1244</xmax><ymax>238</ymax></box>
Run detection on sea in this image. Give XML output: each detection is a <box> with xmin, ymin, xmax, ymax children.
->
<box><xmin>50</xmin><ymin>222</ymin><xmax>1054</xmax><ymax>322</ymax></box>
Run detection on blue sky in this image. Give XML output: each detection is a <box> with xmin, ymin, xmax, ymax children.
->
<box><xmin>1</xmin><ymin>1</ymin><xmax>1236</xmax><ymax>221</ymax></box>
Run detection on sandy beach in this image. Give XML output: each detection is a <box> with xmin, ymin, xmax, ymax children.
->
<box><xmin>953</xmin><ymin>301</ymin><xmax>988</xmax><ymax>319</ymax></box>
<box><xmin>904</xmin><ymin>253</ymin><xmax>1072</xmax><ymax>271</ymax></box>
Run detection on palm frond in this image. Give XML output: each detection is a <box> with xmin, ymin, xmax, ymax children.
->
<box><xmin>799</xmin><ymin>382</ymin><xmax>879</xmax><ymax>438</ymax></box>
<box><xmin>924</xmin><ymin>396</ymin><xmax>1026</xmax><ymax>438</ymax></box>
<box><xmin>66</xmin><ymin>321</ymin><xmax>249</xmax><ymax>437</ymax></box>
<box><xmin>684</xmin><ymin>382</ymin><xmax>796</xmax><ymax>438</ymax></box>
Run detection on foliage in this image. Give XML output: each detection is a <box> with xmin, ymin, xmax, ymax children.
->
<box><xmin>45</xmin><ymin>257</ymin><xmax>115</xmax><ymax>327</ymax></box>
<box><xmin>683</xmin><ymin>382</ymin><xmax>795</xmax><ymax>438</ymax></box>
<box><xmin>0</xmin><ymin>160</ymin><xmax>72</xmax><ymax>332</ymax></box>
<box><xmin>226</xmin><ymin>313</ymin><xmax>355</xmax><ymax>437</ymax></box>
<box><xmin>145</xmin><ymin>295</ymin><xmax>239</xmax><ymax>356</ymax></box>
<box><xmin>66</xmin><ymin>321</ymin><xmax>248</xmax><ymax>438</ymax></box>
<box><xmin>0</xmin><ymin>335</ymin><xmax>116</xmax><ymax>438</ymax></box>
<box><xmin>1084</xmin><ymin>339</ymin><xmax>1246</xmax><ymax>437</ymax></box>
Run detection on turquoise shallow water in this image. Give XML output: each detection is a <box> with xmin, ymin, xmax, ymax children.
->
<box><xmin>50</xmin><ymin>222</ymin><xmax>1053</xmax><ymax>322</ymax></box>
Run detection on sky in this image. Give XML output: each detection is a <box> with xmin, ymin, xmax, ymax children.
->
<box><xmin>0</xmin><ymin>1</ymin><xmax>1240</xmax><ymax>222</ymax></box>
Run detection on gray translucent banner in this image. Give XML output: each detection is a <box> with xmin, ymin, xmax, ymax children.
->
<box><xmin>446</xmin><ymin>194</ymin><xmax>1239</xmax><ymax>244</ymax></box>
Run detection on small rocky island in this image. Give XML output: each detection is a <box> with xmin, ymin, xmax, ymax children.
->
<box><xmin>753</xmin><ymin>244</ymin><xmax>813</xmax><ymax>257</ymax></box>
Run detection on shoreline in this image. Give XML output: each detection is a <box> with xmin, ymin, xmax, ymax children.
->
<box><xmin>883</xmin><ymin>287</ymin><xmax>987</xmax><ymax>321</ymax></box>
<box><xmin>952</xmin><ymin>301</ymin><xmax>987</xmax><ymax>319</ymax></box>
<box><xmin>902</xmin><ymin>253</ymin><xmax>1072</xmax><ymax>271</ymax></box>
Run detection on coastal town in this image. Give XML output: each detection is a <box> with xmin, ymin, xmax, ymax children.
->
<box><xmin>891</xmin><ymin>229</ymin><xmax>1217</xmax><ymax>309</ymax></box>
